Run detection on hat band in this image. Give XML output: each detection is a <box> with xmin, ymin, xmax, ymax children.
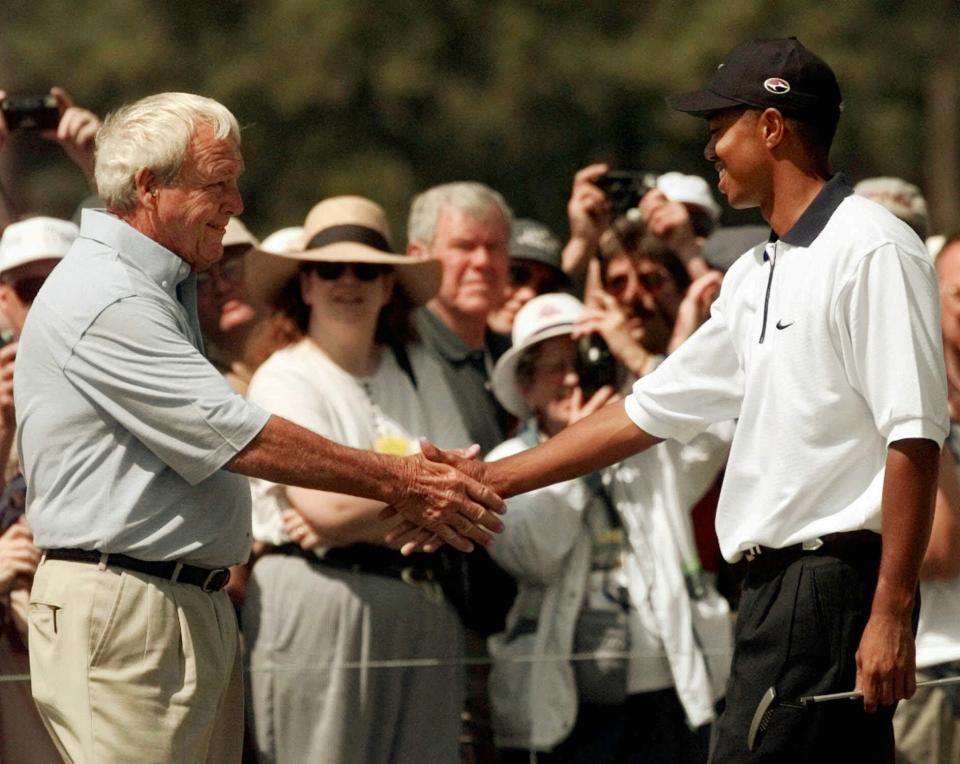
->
<box><xmin>306</xmin><ymin>224</ymin><xmax>391</xmax><ymax>253</ymax></box>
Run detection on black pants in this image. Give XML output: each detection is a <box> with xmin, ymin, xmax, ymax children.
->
<box><xmin>499</xmin><ymin>687</ymin><xmax>710</xmax><ymax>764</ymax></box>
<box><xmin>711</xmin><ymin>539</ymin><xmax>913</xmax><ymax>763</ymax></box>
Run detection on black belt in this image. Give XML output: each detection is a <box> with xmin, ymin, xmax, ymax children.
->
<box><xmin>275</xmin><ymin>542</ymin><xmax>439</xmax><ymax>584</ymax></box>
<box><xmin>743</xmin><ymin>530</ymin><xmax>881</xmax><ymax>574</ymax></box>
<box><xmin>43</xmin><ymin>548</ymin><xmax>231</xmax><ymax>592</ymax></box>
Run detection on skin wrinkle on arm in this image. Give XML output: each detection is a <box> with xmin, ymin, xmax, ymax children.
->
<box><xmin>228</xmin><ymin>414</ymin><xmax>502</xmax><ymax>549</ymax></box>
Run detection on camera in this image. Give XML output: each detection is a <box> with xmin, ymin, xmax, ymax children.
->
<box><xmin>594</xmin><ymin>170</ymin><xmax>658</xmax><ymax>219</ymax></box>
<box><xmin>575</xmin><ymin>334</ymin><xmax>618</xmax><ymax>399</ymax></box>
<box><xmin>1</xmin><ymin>95</ymin><xmax>60</xmax><ymax>131</ymax></box>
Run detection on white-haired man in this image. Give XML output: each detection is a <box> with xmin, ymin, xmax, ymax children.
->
<box><xmin>16</xmin><ymin>93</ymin><xmax>503</xmax><ymax>763</ymax></box>
<box><xmin>407</xmin><ymin>181</ymin><xmax>514</xmax><ymax>454</ymax></box>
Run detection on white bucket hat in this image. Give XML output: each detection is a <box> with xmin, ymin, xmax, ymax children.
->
<box><xmin>491</xmin><ymin>293</ymin><xmax>585</xmax><ymax>418</ymax></box>
<box><xmin>0</xmin><ymin>217</ymin><xmax>78</xmax><ymax>276</ymax></box>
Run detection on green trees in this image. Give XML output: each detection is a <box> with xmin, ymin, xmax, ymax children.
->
<box><xmin>1</xmin><ymin>1</ymin><xmax>956</xmax><ymax>236</ymax></box>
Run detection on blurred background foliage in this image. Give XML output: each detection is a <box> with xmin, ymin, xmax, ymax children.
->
<box><xmin>1</xmin><ymin>0</ymin><xmax>958</xmax><ymax>239</ymax></box>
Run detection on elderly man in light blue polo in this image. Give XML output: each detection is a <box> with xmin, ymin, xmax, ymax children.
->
<box><xmin>15</xmin><ymin>92</ymin><xmax>504</xmax><ymax>763</ymax></box>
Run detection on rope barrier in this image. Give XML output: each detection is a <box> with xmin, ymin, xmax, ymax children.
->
<box><xmin>0</xmin><ymin>646</ymin><xmax>733</xmax><ymax>682</ymax></box>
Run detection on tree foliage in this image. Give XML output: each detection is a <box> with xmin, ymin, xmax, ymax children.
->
<box><xmin>0</xmin><ymin>0</ymin><xmax>957</xmax><ymax>237</ymax></box>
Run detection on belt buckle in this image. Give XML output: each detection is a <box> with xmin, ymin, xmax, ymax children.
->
<box><xmin>202</xmin><ymin>568</ymin><xmax>231</xmax><ymax>592</ymax></box>
<box><xmin>744</xmin><ymin>545</ymin><xmax>762</xmax><ymax>562</ymax></box>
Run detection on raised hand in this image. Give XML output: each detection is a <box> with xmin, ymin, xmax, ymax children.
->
<box><xmin>44</xmin><ymin>87</ymin><xmax>101</xmax><ymax>184</ymax></box>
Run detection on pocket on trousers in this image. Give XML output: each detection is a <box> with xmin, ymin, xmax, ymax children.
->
<box><xmin>28</xmin><ymin>602</ymin><xmax>62</xmax><ymax>639</ymax></box>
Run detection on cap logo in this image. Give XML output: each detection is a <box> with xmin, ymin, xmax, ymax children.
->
<box><xmin>764</xmin><ymin>78</ymin><xmax>791</xmax><ymax>94</ymax></box>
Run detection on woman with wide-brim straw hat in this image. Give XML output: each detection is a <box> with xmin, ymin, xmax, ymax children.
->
<box><xmin>242</xmin><ymin>196</ymin><xmax>470</xmax><ymax>763</ymax></box>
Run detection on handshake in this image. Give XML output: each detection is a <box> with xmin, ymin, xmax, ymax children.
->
<box><xmin>380</xmin><ymin>439</ymin><xmax>506</xmax><ymax>556</ymax></box>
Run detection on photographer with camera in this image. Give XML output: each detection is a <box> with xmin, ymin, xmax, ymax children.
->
<box><xmin>637</xmin><ymin>172</ymin><xmax>721</xmax><ymax>281</ymax></box>
<box><xmin>0</xmin><ymin>87</ymin><xmax>101</xmax><ymax>191</ymax></box>
<box><xmin>485</xmin><ymin>293</ymin><xmax>731</xmax><ymax>763</ymax></box>
<box><xmin>573</xmin><ymin>217</ymin><xmax>722</xmax><ymax>385</ymax></box>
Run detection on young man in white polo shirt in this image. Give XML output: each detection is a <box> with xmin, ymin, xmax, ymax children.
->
<box><xmin>405</xmin><ymin>38</ymin><xmax>947</xmax><ymax>761</ymax></box>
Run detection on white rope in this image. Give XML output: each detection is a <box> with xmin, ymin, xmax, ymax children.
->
<box><xmin>0</xmin><ymin>646</ymin><xmax>733</xmax><ymax>682</ymax></box>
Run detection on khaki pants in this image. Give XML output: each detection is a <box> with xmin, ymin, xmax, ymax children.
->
<box><xmin>28</xmin><ymin>557</ymin><xmax>243</xmax><ymax>763</ymax></box>
<box><xmin>894</xmin><ymin>666</ymin><xmax>960</xmax><ymax>764</ymax></box>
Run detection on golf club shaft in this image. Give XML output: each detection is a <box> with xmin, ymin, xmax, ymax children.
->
<box><xmin>800</xmin><ymin>675</ymin><xmax>960</xmax><ymax>704</ymax></box>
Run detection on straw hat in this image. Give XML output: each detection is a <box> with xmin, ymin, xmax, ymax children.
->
<box><xmin>490</xmin><ymin>293</ymin><xmax>585</xmax><ymax>419</ymax></box>
<box><xmin>245</xmin><ymin>196</ymin><xmax>440</xmax><ymax>306</ymax></box>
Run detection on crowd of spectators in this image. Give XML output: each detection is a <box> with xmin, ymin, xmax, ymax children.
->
<box><xmin>0</xmin><ymin>84</ymin><xmax>957</xmax><ymax>764</ymax></box>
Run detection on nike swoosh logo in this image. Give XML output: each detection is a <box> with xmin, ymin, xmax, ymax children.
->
<box><xmin>776</xmin><ymin>320</ymin><xmax>794</xmax><ymax>330</ymax></box>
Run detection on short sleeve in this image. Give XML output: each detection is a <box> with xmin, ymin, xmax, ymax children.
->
<box><xmin>625</xmin><ymin>292</ymin><xmax>745</xmax><ymax>444</ymax></box>
<box><xmin>837</xmin><ymin>245</ymin><xmax>948</xmax><ymax>446</ymax></box>
<box><xmin>63</xmin><ymin>296</ymin><xmax>270</xmax><ymax>485</ymax></box>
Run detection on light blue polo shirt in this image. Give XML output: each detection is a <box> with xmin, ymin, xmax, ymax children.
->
<box><xmin>15</xmin><ymin>210</ymin><xmax>270</xmax><ymax>567</ymax></box>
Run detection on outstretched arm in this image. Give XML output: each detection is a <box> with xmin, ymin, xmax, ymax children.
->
<box><xmin>389</xmin><ymin>401</ymin><xmax>659</xmax><ymax>554</ymax></box>
<box><xmin>228</xmin><ymin>415</ymin><xmax>504</xmax><ymax>553</ymax></box>
<box><xmin>487</xmin><ymin>400</ymin><xmax>660</xmax><ymax>498</ymax></box>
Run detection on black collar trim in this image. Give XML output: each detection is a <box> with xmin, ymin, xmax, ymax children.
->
<box><xmin>772</xmin><ymin>173</ymin><xmax>853</xmax><ymax>248</ymax></box>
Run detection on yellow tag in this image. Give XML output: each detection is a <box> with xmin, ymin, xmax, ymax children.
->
<box><xmin>374</xmin><ymin>435</ymin><xmax>413</xmax><ymax>456</ymax></box>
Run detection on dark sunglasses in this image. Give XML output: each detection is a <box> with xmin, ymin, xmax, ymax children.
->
<box><xmin>306</xmin><ymin>262</ymin><xmax>393</xmax><ymax>281</ymax></box>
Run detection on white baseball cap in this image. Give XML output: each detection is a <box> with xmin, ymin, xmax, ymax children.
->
<box><xmin>656</xmin><ymin>172</ymin><xmax>722</xmax><ymax>221</ymax></box>
<box><xmin>0</xmin><ymin>217</ymin><xmax>78</xmax><ymax>277</ymax></box>
<box><xmin>491</xmin><ymin>293</ymin><xmax>585</xmax><ymax>418</ymax></box>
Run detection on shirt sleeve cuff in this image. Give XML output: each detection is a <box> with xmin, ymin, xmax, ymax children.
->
<box><xmin>186</xmin><ymin>402</ymin><xmax>272</xmax><ymax>485</ymax></box>
<box><xmin>624</xmin><ymin>393</ymin><xmax>701</xmax><ymax>445</ymax></box>
<box><xmin>884</xmin><ymin>417</ymin><xmax>949</xmax><ymax>448</ymax></box>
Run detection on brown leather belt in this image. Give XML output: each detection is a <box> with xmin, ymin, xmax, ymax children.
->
<box><xmin>43</xmin><ymin>548</ymin><xmax>231</xmax><ymax>592</ymax></box>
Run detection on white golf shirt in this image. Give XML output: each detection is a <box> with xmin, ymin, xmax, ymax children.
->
<box><xmin>625</xmin><ymin>176</ymin><xmax>948</xmax><ymax>561</ymax></box>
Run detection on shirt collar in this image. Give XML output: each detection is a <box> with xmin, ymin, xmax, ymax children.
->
<box><xmin>770</xmin><ymin>173</ymin><xmax>854</xmax><ymax>248</ymax></box>
<box><xmin>79</xmin><ymin>209</ymin><xmax>194</xmax><ymax>297</ymax></box>
<box><xmin>415</xmin><ymin>306</ymin><xmax>488</xmax><ymax>364</ymax></box>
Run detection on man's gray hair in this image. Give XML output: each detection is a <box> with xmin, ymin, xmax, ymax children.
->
<box><xmin>95</xmin><ymin>92</ymin><xmax>241</xmax><ymax>212</ymax></box>
<box><xmin>407</xmin><ymin>182</ymin><xmax>513</xmax><ymax>247</ymax></box>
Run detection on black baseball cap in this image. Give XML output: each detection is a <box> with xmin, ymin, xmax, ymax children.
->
<box><xmin>669</xmin><ymin>37</ymin><xmax>842</xmax><ymax>120</ymax></box>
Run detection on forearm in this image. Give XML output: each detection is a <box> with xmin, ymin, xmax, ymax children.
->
<box><xmin>561</xmin><ymin>237</ymin><xmax>597</xmax><ymax>285</ymax></box>
<box><xmin>486</xmin><ymin>401</ymin><xmax>660</xmax><ymax>498</ymax></box>
<box><xmin>286</xmin><ymin>487</ymin><xmax>396</xmax><ymax>546</ymax></box>
<box><xmin>919</xmin><ymin>447</ymin><xmax>960</xmax><ymax>579</ymax></box>
<box><xmin>874</xmin><ymin>438</ymin><xmax>940</xmax><ymax>616</ymax></box>
<box><xmin>228</xmin><ymin>415</ymin><xmax>409</xmax><ymax>505</ymax></box>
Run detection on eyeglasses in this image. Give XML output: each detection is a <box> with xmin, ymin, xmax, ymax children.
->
<box><xmin>604</xmin><ymin>269</ymin><xmax>669</xmax><ymax>297</ymax></box>
<box><xmin>196</xmin><ymin>256</ymin><xmax>245</xmax><ymax>291</ymax></box>
<box><xmin>306</xmin><ymin>262</ymin><xmax>393</xmax><ymax>281</ymax></box>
